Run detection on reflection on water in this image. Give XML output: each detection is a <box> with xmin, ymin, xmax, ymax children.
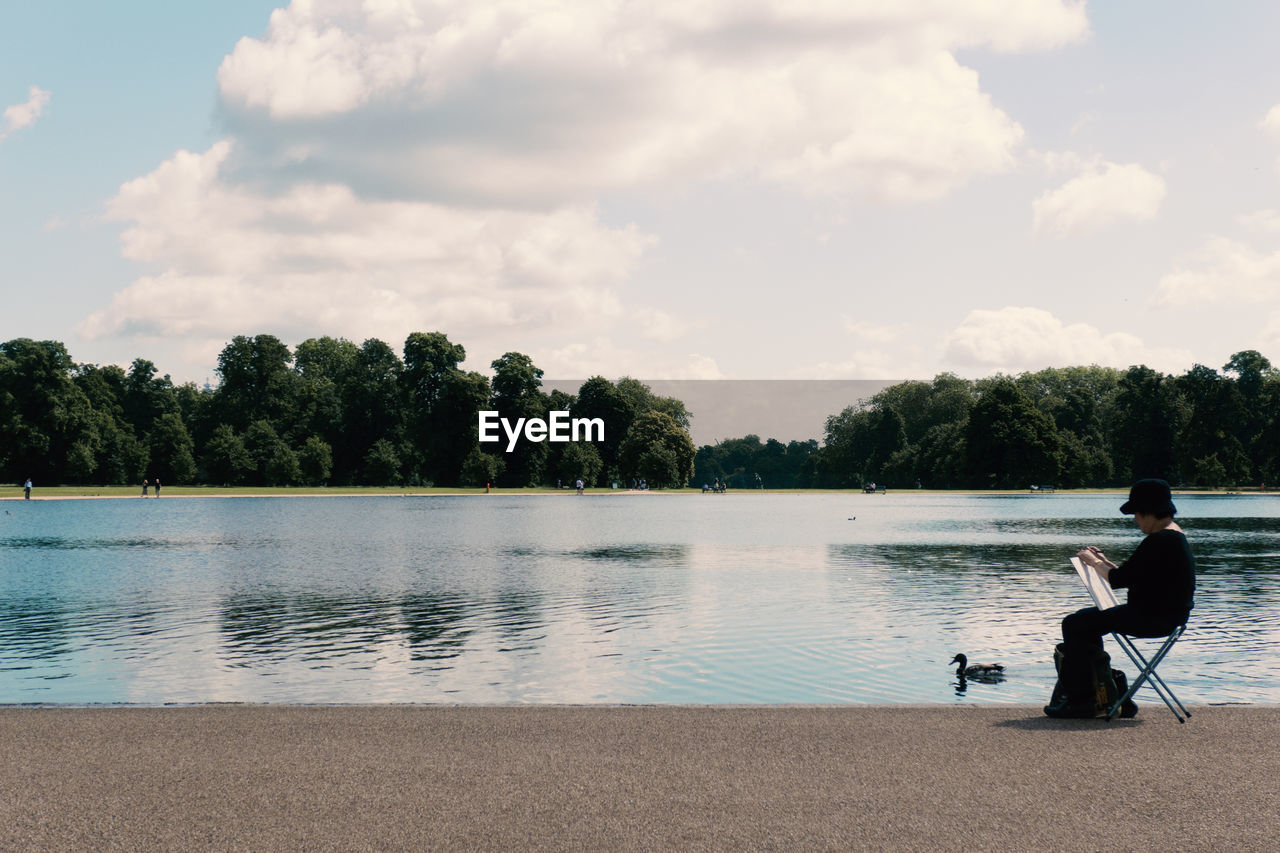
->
<box><xmin>1</xmin><ymin>493</ymin><xmax>1279</xmax><ymax>705</ymax></box>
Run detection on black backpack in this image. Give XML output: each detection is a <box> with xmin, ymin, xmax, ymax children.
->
<box><xmin>1052</xmin><ymin>643</ymin><xmax>1135</xmax><ymax>717</ymax></box>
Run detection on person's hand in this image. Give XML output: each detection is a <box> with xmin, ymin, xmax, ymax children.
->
<box><xmin>1086</xmin><ymin>546</ymin><xmax>1116</xmax><ymax>569</ymax></box>
<box><xmin>1077</xmin><ymin>546</ymin><xmax>1114</xmax><ymax>570</ymax></box>
<box><xmin>1077</xmin><ymin>546</ymin><xmax>1115</xmax><ymax>581</ymax></box>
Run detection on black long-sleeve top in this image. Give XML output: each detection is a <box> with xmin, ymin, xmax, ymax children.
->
<box><xmin>1109</xmin><ymin>527</ymin><xmax>1196</xmax><ymax>625</ymax></box>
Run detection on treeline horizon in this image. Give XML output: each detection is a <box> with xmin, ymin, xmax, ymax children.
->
<box><xmin>0</xmin><ymin>333</ymin><xmax>699</xmax><ymax>491</ymax></box>
<box><xmin>696</xmin><ymin>352</ymin><xmax>1279</xmax><ymax>491</ymax></box>
<box><xmin>3</xmin><ymin>335</ymin><xmax>1277</xmax><ymax>491</ymax></box>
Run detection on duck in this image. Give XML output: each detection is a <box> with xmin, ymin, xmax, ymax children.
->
<box><xmin>950</xmin><ymin>654</ymin><xmax>1004</xmax><ymax>678</ymax></box>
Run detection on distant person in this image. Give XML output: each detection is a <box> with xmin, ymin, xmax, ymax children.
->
<box><xmin>142</xmin><ymin>479</ymin><xmax>149</xmax><ymax>497</ymax></box>
<box><xmin>576</xmin><ymin>478</ymin><xmax>584</xmax><ymax>495</ymax></box>
<box><xmin>154</xmin><ymin>479</ymin><xmax>161</xmax><ymax>498</ymax></box>
<box><xmin>1046</xmin><ymin>479</ymin><xmax>1196</xmax><ymax>718</ymax></box>
<box><xmin>24</xmin><ymin>478</ymin><xmax>32</xmax><ymax>500</ymax></box>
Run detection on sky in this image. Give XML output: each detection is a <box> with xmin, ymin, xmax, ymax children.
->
<box><xmin>4</xmin><ymin>1</ymin><xmax>1280</xmax><ymax>388</ymax></box>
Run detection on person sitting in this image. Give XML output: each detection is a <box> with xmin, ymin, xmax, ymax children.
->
<box><xmin>1045</xmin><ymin>478</ymin><xmax>1196</xmax><ymax>718</ymax></box>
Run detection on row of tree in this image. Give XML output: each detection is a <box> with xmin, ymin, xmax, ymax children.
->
<box><xmin>4</xmin><ymin>334</ymin><xmax>1275</xmax><ymax>490</ymax></box>
<box><xmin>693</xmin><ymin>353</ymin><xmax>1277</xmax><ymax>490</ymax></box>
<box><xmin>0</xmin><ymin>334</ymin><xmax>696</xmax><ymax>489</ymax></box>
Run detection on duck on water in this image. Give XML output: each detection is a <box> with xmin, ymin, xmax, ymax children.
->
<box><xmin>949</xmin><ymin>654</ymin><xmax>1005</xmax><ymax>679</ymax></box>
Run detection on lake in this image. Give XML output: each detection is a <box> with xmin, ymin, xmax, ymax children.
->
<box><xmin>1</xmin><ymin>492</ymin><xmax>1276</xmax><ymax>706</ymax></box>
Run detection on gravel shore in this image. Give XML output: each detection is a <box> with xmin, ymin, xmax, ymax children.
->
<box><xmin>2</xmin><ymin>704</ymin><xmax>1275</xmax><ymax>851</ymax></box>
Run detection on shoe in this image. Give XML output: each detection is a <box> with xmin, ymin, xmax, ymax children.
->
<box><xmin>1110</xmin><ymin>670</ymin><xmax>1138</xmax><ymax>718</ymax></box>
<box><xmin>1043</xmin><ymin>699</ymin><xmax>1098</xmax><ymax>719</ymax></box>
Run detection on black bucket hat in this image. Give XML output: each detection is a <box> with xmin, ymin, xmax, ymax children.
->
<box><xmin>1120</xmin><ymin>478</ymin><xmax>1176</xmax><ymax>515</ymax></box>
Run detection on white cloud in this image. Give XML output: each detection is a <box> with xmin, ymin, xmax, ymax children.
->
<box><xmin>214</xmin><ymin>0</ymin><xmax>1087</xmax><ymax>204</ymax></box>
<box><xmin>0</xmin><ymin>85</ymin><xmax>50</xmax><ymax>143</ymax></box>
<box><xmin>943</xmin><ymin>306</ymin><xmax>1192</xmax><ymax>373</ymax></box>
<box><xmin>803</xmin><ymin>356</ymin><xmax>902</xmax><ymax>379</ymax></box>
<box><xmin>90</xmin><ymin>0</ymin><xmax>1092</xmax><ymax>371</ymax></box>
<box><xmin>543</xmin><ymin>339</ymin><xmax>724</xmax><ymax>379</ymax></box>
<box><xmin>1237</xmin><ymin>209</ymin><xmax>1280</xmax><ymax>234</ymax></box>
<box><xmin>630</xmin><ymin>308</ymin><xmax>694</xmax><ymax>343</ymax></box>
<box><xmin>796</xmin><ymin>345</ymin><xmax>925</xmax><ymax>379</ymax></box>
<box><xmin>1156</xmin><ymin>236</ymin><xmax>1280</xmax><ymax>308</ymax></box>
<box><xmin>1032</xmin><ymin>161</ymin><xmax>1166</xmax><ymax>236</ymax></box>
<box><xmin>81</xmin><ymin>141</ymin><xmax>655</xmax><ymax>344</ymax></box>
<box><xmin>1261</xmin><ymin>104</ymin><xmax>1280</xmax><ymax>139</ymax></box>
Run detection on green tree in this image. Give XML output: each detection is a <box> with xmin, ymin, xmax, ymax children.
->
<box><xmin>618</xmin><ymin>411</ymin><xmax>695</xmax><ymax>488</ymax></box>
<box><xmin>64</xmin><ymin>439</ymin><xmax>97</xmax><ymax>482</ymax></box>
<box><xmin>293</xmin><ymin>336</ymin><xmax>360</xmax><ymax>482</ymax></box>
<box><xmin>402</xmin><ymin>332</ymin><xmax>489</xmax><ymax>486</ymax></box>
<box><xmin>297</xmin><ymin>436</ymin><xmax>333</xmax><ymax>486</ymax></box>
<box><xmin>694</xmin><ymin>435</ymin><xmax>811</xmax><ymax>490</ymax></box>
<box><xmin>489</xmin><ymin>352</ymin><xmax>549</xmax><ymax>486</ymax></box>
<box><xmin>1223</xmin><ymin>350</ymin><xmax>1275</xmax><ymax>480</ymax></box>
<box><xmin>0</xmin><ymin>338</ymin><xmax>97</xmax><ymax>483</ymax></box>
<box><xmin>202</xmin><ymin>424</ymin><xmax>252</xmax><ymax>485</ymax></box>
<box><xmin>695</xmin><ymin>434</ymin><xmax>763</xmax><ymax>489</ymax></box>
<box><xmin>635</xmin><ymin>446</ymin><xmax>680</xmax><ymax>489</ymax></box>
<box><xmin>123</xmin><ymin>358</ymin><xmax>179</xmax><ymax>436</ymax></box>
<box><xmin>461</xmin><ymin>447</ymin><xmax>504</xmax><ymax>487</ymax></box>
<box><xmin>1256</xmin><ymin>371</ymin><xmax>1280</xmax><ymax>485</ymax></box>
<box><xmin>818</xmin><ymin>406</ymin><xmax>874</xmax><ymax>488</ymax></box>
<box><xmin>243</xmin><ymin>419</ymin><xmax>283</xmax><ymax>485</ymax></box>
<box><xmin>964</xmin><ymin>378</ymin><xmax>1062</xmax><ymax>488</ymax></box>
<box><xmin>865</xmin><ymin>406</ymin><xmax>907</xmax><ymax>485</ymax></box>
<box><xmin>363</xmin><ymin>438</ymin><xmax>402</xmax><ymax>485</ymax></box>
<box><xmin>1173</xmin><ymin>364</ymin><xmax>1249</xmax><ymax>486</ymax></box>
<box><xmin>173</xmin><ymin>380</ymin><xmax>217</xmax><ymax>467</ymax></box>
<box><xmin>490</xmin><ymin>351</ymin><xmax>543</xmax><ymax>400</ymax></box>
<box><xmin>616</xmin><ymin>377</ymin><xmax>691</xmax><ymax>430</ymax></box>
<box><xmin>70</xmin><ymin>363</ymin><xmax>150</xmax><ymax>484</ymax></box>
<box><xmin>572</xmin><ymin>376</ymin><xmax>635</xmax><ymax>485</ymax></box>
<box><xmin>148</xmin><ymin>412</ymin><xmax>196</xmax><ymax>484</ymax></box>
<box><xmin>346</xmin><ymin>339</ymin><xmax>405</xmax><ymax>482</ymax></box>
<box><xmin>1109</xmin><ymin>366</ymin><xmax>1186</xmax><ymax>483</ymax></box>
<box><xmin>1192</xmin><ymin>453</ymin><xmax>1228</xmax><ymax>489</ymax></box>
<box><xmin>265</xmin><ymin>445</ymin><xmax>301</xmax><ymax>486</ymax></box>
<box><xmin>1057</xmin><ymin>429</ymin><xmax>1114</xmax><ymax>489</ymax></box>
<box><xmin>213</xmin><ymin>335</ymin><xmax>296</xmax><ymax>432</ymax></box>
<box><xmin>914</xmin><ymin>421</ymin><xmax>968</xmax><ymax>489</ymax></box>
<box><xmin>554</xmin><ymin>441</ymin><xmax>604</xmax><ymax>487</ymax></box>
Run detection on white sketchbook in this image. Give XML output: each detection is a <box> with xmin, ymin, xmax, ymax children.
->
<box><xmin>1071</xmin><ymin>556</ymin><xmax>1120</xmax><ymax>610</ymax></box>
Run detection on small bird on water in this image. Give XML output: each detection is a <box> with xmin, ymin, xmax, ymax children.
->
<box><xmin>949</xmin><ymin>653</ymin><xmax>1004</xmax><ymax>678</ymax></box>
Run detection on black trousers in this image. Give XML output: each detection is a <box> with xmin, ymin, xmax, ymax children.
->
<box><xmin>1058</xmin><ymin>605</ymin><xmax>1179</xmax><ymax>702</ymax></box>
<box><xmin>1062</xmin><ymin>604</ymin><xmax>1177</xmax><ymax>651</ymax></box>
